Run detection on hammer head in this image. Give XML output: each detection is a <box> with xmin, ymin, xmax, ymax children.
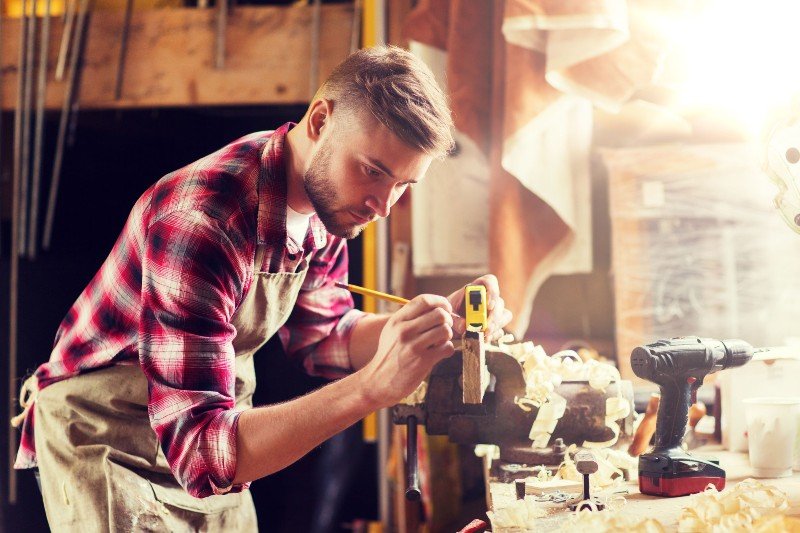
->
<box><xmin>574</xmin><ymin>451</ymin><xmax>599</xmax><ymax>475</ymax></box>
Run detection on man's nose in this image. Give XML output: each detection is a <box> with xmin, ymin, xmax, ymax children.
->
<box><xmin>366</xmin><ymin>187</ymin><xmax>394</xmax><ymax>218</ymax></box>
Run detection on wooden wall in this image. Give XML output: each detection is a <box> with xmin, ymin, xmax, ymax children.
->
<box><xmin>0</xmin><ymin>3</ymin><xmax>354</xmax><ymax>109</ymax></box>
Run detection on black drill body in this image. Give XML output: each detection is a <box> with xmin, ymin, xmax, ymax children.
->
<box><xmin>630</xmin><ymin>337</ymin><xmax>753</xmax><ymax>496</ymax></box>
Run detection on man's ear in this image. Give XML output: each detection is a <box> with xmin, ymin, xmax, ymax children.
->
<box><xmin>307</xmin><ymin>98</ymin><xmax>333</xmax><ymax>140</ymax></box>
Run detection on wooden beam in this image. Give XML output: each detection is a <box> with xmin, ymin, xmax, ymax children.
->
<box><xmin>462</xmin><ymin>330</ymin><xmax>489</xmax><ymax>404</ymax></box>
<box><xmin>0</xmin><ymin>4</ymin><xmax>354</xmax><ymax>109</ymax></box>
<box><xmin>386</xmin><ymin>0</ymin><xmax>413</xmax><ymax>47</ymax></box>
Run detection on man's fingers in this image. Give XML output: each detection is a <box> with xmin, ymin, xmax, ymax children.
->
<box><xmin>396</xmin><ymin>294</ymin><xmax>453</xmax><ymax>321</ymax></box>
<box><xmin>415</xmin><ymin>326</ymin><xmax>455</xmax><ymax>354</ymax></box>
<box><xmin>487</xmin><ymin>297</ymin><xmax>512</xmax><ymax>331</ymax></box>
<box><xmin>427</xmin><ymin>340</ymin><xmax>455</xmax><ymax>360</ymax></box>
<box><xmin>498</xmin><ymin>308</ymin><xmax>513</xmax><ymax>329</ymax></box>
<box><xmin>470</xmin><ymin>274</ymin><xmax>500</xmax><ymax>310</ymax></box>
<box><xmin>451</xmin><ymin>315</ymin><xmax>466</xmax><ymax>336</ymax></box>
<box><xmin>403</xmin><ymin>306</ymin><xmax>453</xmax><ymax>336</ymax></box>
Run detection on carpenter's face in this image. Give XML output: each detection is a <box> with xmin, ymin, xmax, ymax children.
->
<box><xmin>304</xmin><ymin>113</ymin><xmax>432</xmax><ymax>239</ymax></box>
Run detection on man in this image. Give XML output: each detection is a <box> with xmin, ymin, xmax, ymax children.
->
<box><xmin>12</xmin><ymin>45</ymin><xmax>512</xmax><ymax>531</ymax></box>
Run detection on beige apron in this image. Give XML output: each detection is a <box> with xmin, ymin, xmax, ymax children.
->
<box><xmin>32</xmin><ymin>245</ymin><xmax>308</xmax><ymax>532</ymax></box>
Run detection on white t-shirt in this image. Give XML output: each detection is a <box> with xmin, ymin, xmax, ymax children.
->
<box><xmin>286</xmin><ymin>204</ymin><xmax>312</xmax><ymax>248</ymax></box>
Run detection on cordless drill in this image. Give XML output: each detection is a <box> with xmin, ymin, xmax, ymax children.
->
<box><xmin>630</xmin><ymin>337</ymin><xmax>753</xmax><ymax>497</ymax></box>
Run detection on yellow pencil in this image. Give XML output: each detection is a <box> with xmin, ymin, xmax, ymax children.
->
<box><xmin>335</xmin><ymin>282</ymin><xmax>465</xmax><ymax>320</ymax></box>
<box><xmin>335</xmin><ymin>282</ymin><xmax>410</xmax><ymax>306</ymax></box>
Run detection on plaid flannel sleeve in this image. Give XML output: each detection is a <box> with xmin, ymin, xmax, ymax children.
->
<box><xmin>278</xmin><ymin>236</ymin><xmax>366</xmax><ymax>379</ymax></box>
<box><xmin>139</xmin><ymin>209</ymin><xmax>250</xmax><ymax>498</ymax></box>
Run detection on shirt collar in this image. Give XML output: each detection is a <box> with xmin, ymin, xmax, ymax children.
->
<box><xmin>258</xmin><ymin>122</ymin><xmax>327</xmax><ymax>251</ymax></box>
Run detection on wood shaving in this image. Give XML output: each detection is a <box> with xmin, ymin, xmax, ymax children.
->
<box><xmin>501</xmin><ymin>340</ymin><xmax>631</xmax><ymax>449</ymax></box>
<box><xmin>487</xmin><ymin>498</ymin><xmax>548</xmax><ymax>530</ymax></box>
<box><xmin>558</xmin><ymin>510</ymin><xmax>666</xmax><ymax>532</ymax></box>
<box><xmin>583</xmin><ymin>396</ymin><xmax>631</xmax><ymax>449</ymax></box>
<box><xmin>528</xmin><ymin>394</ymin><xmax>567</xmax><ymax>448</ymax></box>
<box><xmin>750</xmin><ymin>515</ymin><xmax>800</xmax><ymax>532</ymax></box>
<box><xmin>677</xmin><ymin>479</ymin><xmax>790</xmax><ymax>532</ymax></box>
<box><xmin>499</xmin><ymin>333</ymin><xmax>516</xmax><ymax>344</ymax></box>
<box><xmin>474</xmin><ymin>444</ymin><xmax>500</xmax><ymax>460</ymax></box>
<box><xmin>398</xmin><ymin>381</ymin><xmax>427</xmax><ymax>405</ymax></box>
<box><xmin>600</xmin><ymin>447</ymin><xmax>639</xmax><ymax>478</ymax></box>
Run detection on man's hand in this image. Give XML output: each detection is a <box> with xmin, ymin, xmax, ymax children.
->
<box><xmin>356</xmin><ymin>294</ymin><xmax>455</xmax><ymax>407</ymax></box>
<box><xmin>446</xmin><ymin>274</ymin><xmax>513</xmax><ymax>342</ymax></box>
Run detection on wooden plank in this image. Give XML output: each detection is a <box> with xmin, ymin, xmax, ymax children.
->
<box><xmin>0</xmin><ymin>3</ymin><xmax>354</xmax><ymax>109</ymax></box>
<box><xmin>386</xmin><ymin>0</ymin><xmax>413</xmax><ymax>47</ymax></box>
<box><xmin>462</xmin><ymin>330</ymin><xmax>489</xmax><ymax>404</ymax></box>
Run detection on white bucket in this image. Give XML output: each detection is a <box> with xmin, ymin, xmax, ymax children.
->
<box><xmin>743</xmin><ymin>397</ymin><xmax>800</xmax><ymax>478</ymax></box>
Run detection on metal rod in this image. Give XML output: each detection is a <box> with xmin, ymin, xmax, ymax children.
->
<box><xmin>44</xmin><ymin>0</ymin><xmax>90</xmax><ymax>249</ymax></box>
<box><xmin>55</xmin><ymin>0</ymin><xmax>76</xmax><ymax>81</ymax></box>
<box><xmin>66</xmin><ymin>2</ymin><xmax>91</xmax><ymax>149</ymax></box>
<box><xmin>378</xmin><ymin>408</ymin><xmax>390</xmax><ymax>530</ymax></box>
<box><xmin>29</xmin><ymin>0</ymin><xmax>53</xmax><ymax>259</ymax></box>
<box><xmin>583</xmin><ymin>472</ymin><xmax>590</xmax><ymax>500</ymax></box>
<box><xmin>214</xmin><ymin>0</ymin><xmax>227</xmax><ymax>69</ymax></box>
<box><xmin>309</xmin><ymin>0</ymin><xmax>321</xmax><ymax>98</ymax></box>
<box><xmin>114</xmin><ymin>0</ymin><xmax>133</xmax><ymax>100</ymax></box>
<box><xmin>19</xmin><ymin>0</ymin><xmax>39</xmax><ymax>256</ymax></box>
<box><xmin>9</xmin><ymin>0</ymin><xmax>29</xmax><ymax>504</ymax></box>
<box><xmin>1</xmin><ymin>0</ymin><xmax>7</xmax><ymax>258</ymax></box>
<box><xmin>405</xmin><ymin>415</ymin><xmax>421</xmax><ymax>501</ymax></box>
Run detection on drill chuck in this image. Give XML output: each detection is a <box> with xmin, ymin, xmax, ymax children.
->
<box><xmin>720</xmin><ymin>339</ymin><xmax>754</xmax><ymax>369</ymax></box>
<box><xmin>630</xmin><ymin>337</ymin><xmax>753</xmax><ymax>381</ymax></box>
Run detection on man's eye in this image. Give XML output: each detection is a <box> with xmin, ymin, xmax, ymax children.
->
<box><xmin>364</xmin><ymin>165</ymin><xmax>381</xmax><ymax>177</ymax></box>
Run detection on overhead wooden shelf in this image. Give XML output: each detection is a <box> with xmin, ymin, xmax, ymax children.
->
<box><xmin>0</xmin><ymin>3</ymin><xmax>354</xmax><ymax>109</ymax></box>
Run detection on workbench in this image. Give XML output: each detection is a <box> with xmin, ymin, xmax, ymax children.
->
<box><xmin>486</xmin><ymin>446</ymin><xmax>800</xmax><ymax>531</ymax></box>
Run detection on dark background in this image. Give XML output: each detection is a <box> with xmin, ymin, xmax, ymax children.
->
<box><xmin>0</xmin><ymin>105</ymin><xmax>376</xmax><ymax>532</ymax></box>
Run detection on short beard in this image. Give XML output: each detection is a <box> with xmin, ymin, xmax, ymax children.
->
<box><xmin>303</xmin><ymin>141</ymin><xmax>364</xmax><ymax>239</ymax></box>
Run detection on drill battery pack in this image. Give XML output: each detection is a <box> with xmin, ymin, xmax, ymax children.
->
<box><xmin>638</xmin><ymin>451</ymin><xmax>725</xmax><ymax>497</ymax></box>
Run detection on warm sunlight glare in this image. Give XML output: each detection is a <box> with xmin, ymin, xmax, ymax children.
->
<box><xmin>673</xmin><ymin>0</ymin><xmax>800</xmax><ymax>136</ymax></box>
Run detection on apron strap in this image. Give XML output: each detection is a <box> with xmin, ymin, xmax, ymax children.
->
<box><xmin>11</xmin><ymin>375</ymin><xmax>39</xmax><ymax>428</ymax></box>
<box><xmin>255</xmin><ymin>245</ymin><xmax>266</xmax><ymax>272</ymax></box>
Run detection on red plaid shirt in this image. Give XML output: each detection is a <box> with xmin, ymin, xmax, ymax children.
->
<box><xmin>15</xmin><ymin>123</ymin><xmax>365</xmax><ymax>497</ymax></box>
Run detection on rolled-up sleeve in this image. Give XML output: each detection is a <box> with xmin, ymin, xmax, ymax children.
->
<box><xmin>139</xmin><ymin>209</ymin><xmax>250</xmax><ymax>498</ymax></box>
<box><xmin>278</xmin><ymin>236</ymin><xmax>366</xmax><ymax>379</ymax></box>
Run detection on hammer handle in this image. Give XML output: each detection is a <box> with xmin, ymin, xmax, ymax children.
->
<box><xmin>405</xmin><ymin>416</ymin><xmax>421</xmax><ymax>501</ymax></box>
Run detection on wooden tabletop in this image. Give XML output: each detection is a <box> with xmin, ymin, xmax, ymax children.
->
<box><xmin>487</xmin><ymin>446</ymin><xmax>800</xmax><ymax>530</ymax></box>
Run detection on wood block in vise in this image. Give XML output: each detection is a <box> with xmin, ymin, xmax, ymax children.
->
<box><xmin>462</xmin><ymin>330</ymin><xmax>489</xmax><ymax>404</ymax></box>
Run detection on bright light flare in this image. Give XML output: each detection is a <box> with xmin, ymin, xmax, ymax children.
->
<box><xmin>672</xmin><ymin>0</ymin><xmax>800</xmax><ymax>137</ymax></box>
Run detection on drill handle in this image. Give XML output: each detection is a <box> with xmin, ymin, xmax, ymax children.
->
<box><xmin>653</xmin><ymin>379</ymin><xmax>694</xmax><ymax>451</ymax></box>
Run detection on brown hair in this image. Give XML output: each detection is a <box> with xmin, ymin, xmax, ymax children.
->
<box><xmin>319</xmin><ymin>45</ymin><xmax>455</xmax><ymax>158</ymax></box>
